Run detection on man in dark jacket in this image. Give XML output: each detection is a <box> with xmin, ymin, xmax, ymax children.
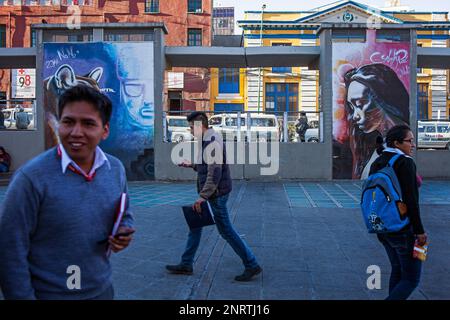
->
<box><xmin>0</xmin><ymin>108</ymin><xmax>6</xmax><ymax>129</ymax></box>
<box><xmin>295</xmin><ymin>112</ymin><xmax>309</xmax><ymax>142</ymax></box>
<box><xmin>15</xmin><ymin>107</ymin><xmax>30</xmax><ymax>130</ymax></box>
<box><xmin>166</xmin><ymin>112</ymin><xmax>262</xmax><ymax>282</ymax></box>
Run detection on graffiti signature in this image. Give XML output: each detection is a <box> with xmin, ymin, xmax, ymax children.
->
<box><xmin>45</xmin><ymin>47</ymin><xmax>79</xmax><ymax>69</ymax></box>
<box><xmin>370</xmin><ymin>49</ymin><xmax>408</xmax><ymax>69</ymax></box>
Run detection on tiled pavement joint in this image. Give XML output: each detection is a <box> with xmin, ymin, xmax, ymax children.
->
<box><xmin>298</xmin><ymin>183</ymin><xmax>317</xmax><ymax>207</ymax></box>
<box><xmin>335</xmin><ymin>183</ymin><xmax>360</xmax><ymax>202</ymax></box>
<box><xmin>317</xmin><ymin>183</ymin><xmax>343</xmax><ymax>208</ymax></box>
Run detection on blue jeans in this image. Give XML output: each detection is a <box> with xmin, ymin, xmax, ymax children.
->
<box><xmin>181</xmin><ymin>194</ymin><xmax>258</xmax><ymax>269</ymax></box>
<box><xmin>377</xmin><ymin>228</ymin><xmax>422</xmax><ymax>300</ymax></box>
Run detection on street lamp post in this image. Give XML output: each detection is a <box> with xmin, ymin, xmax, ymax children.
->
<box><xmin>257</xmin><ymin>4</ymin><xmax>266</xmax><ymax>113</ymax></box>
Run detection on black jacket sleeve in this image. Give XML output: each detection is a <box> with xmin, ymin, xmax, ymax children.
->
<box><xmin>395</xmin><ymin>157</ymin><xmax>425</xmax><ymax>235</ymax></box>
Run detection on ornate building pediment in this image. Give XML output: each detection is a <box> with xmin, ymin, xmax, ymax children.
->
<box><xmin>296</xmin><ymin>2</ymin><xmax>402</xmax><ymax>25</ymax></box>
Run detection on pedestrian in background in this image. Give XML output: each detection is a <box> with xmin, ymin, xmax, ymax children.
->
<box><xmin>15</xmin><ymin>107</ymin><xmax>30</xmax><ymax>130</ymax></box>
<box><xmin>295</xmin><ymin>112</ymin><xmax>309</xmax><ymax>142</ymax></box>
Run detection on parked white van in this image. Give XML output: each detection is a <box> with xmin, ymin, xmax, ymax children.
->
<box><xmin>417</xmin><ymin>120</ymin><xmax>450</xmax><ymax>150</ymax></box>
<box><xmin>166</xmin><ymin>115</ymin><xmax>193</xmax><ymax>143</ymax></box>
<box><xmin>209</xmin><ymin>113</ymin><xmax>279</xmax><ymax>142</ymax></box>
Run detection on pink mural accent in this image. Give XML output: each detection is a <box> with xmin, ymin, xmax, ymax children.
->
<box><xmin>332</xmin><ymin>30</ymin><xmax>411</xmax><ymax>179</ymax></box>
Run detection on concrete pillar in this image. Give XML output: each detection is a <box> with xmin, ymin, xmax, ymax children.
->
<box><xmin>35</xmin><ymin>28</ymin><xmax>45</xmax><ymax>154</ymax></box>
<box><xmin>154</xmin><ymin>28</ymin><xmax>166</xmax><ymax>179</ymax></box>
<box><xmin>319</xmin><ymin>27</ymin><xmax>333</xmax><ymax>180</ymax></box>
<box><xmin>410</xmin><ymin>29</ymin><xmax>418</xmax><ymax>159</ymax></box>
<box><xmin>410</xmin><ymin>28</ymin><xmax>421</xmax><ymax>164</ymax></box>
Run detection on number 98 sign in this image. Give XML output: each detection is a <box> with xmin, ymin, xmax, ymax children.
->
<box><xmin>18</xmin><ymin>75</ymin><xmax>32</xmax><ymax>88</ymax></box>
<box><xmin>12</xmin><ymin>69</ymin><xmax>35</xmax><ymax>99</ymax></box>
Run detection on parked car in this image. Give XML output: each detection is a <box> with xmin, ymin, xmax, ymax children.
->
<box><xmin>304</xmin><ymin>127</ymin><xmax>319</xmax><ymax>143</ymax></box>
<box><xmin>209</xmin><ymin>113</ymin><xmax>279</xmax><ymax>142</ymax></box>
<box><xmin>166</xmin><ymin>115</ymin><xmax>193</xmax><ymax>143</ymax></box>
<box><xmin>417</xmin><ymin>120</ymin><xmax>450</xmax><ymax>150</ymax></box>
<box><xmin>1</xmin><ymin>107</ymin><xmax>34</xmax><ymax>130</ymax></box>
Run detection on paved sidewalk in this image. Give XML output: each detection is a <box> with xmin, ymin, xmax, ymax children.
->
<box><xmin>1</xmin><ymin>181</ymin><xmax>449</xmax><ymax>300</ymax></box>
<box><xmin>110</xmin><ymin>181</ymin><xmax>450</xmax><ymax>300</ymax></box>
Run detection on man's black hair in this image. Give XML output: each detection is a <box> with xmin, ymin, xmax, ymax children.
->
<box><xmin>57</xmin><ymin>84</ymin><xmax>112</xmax><ymax>125</ymax></box>
<box><xmin>186</xmin><ymin>111</ymin><xmax>209</xmax><ymax>128</ymax></box>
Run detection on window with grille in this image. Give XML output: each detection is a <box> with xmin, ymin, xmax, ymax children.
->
<box><xmin>265</xmin><ymin>83</ymin><xmax>298</xmax><ymax>112</ymax></box>
<box><xmin>0</xmin><ymin>25</ymin><xmax>6</xmax><ymax>47</ymax></box>
<box><xmin>332</xmin><ymin>29</ymin><xmax>366</xmax><ymax>42</ymax></box>
<box><xmin>376</xmin><ymin>29</ymin><xmax>410</xmax><ymax>43</ymax></box>
<box><xmin>219</xmin><ymin>68</ymin><xmax>239</xmax><ymax>94</ymax></box>
<box><xmin>145</xmin><ymin>0</ymin><xmax>159</xmax><ymax>13</ymax></box>
<box><xmin>188</xmin><ymin>29</ymin><xmax>202</xmax><ymax>46</ymax></box>
<box><xmin>188</xmin><ymin>0</ymin><xmax>201</xmax><ymax>13</ymax></box>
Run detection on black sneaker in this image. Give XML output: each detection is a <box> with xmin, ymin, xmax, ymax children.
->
<box><xmin>234</xmin><ymin>265</ymin><xmax>262</xmax><ymax>281</ymax></box>
<box><xmin>165</xmin><ymin>264</ymin><xmax>193</xmax><ymax>275</ymax></box>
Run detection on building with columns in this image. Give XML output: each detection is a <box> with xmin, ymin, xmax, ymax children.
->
<box><xmin>209</xmin><ymin>0</ymin><xmax>450</xmax><ymax>120</ymax></box>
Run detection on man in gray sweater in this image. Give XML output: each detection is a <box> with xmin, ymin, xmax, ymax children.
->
<box><xmin>0</xmin><ymin>85</ymin><xmax>134</xmax><ymax>300</ymax></box>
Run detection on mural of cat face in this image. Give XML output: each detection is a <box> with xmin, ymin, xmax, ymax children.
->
<box><xmin>43</xmin><ymin>64</ymin><xmax>103</xmax><ymax>148</ymax></box>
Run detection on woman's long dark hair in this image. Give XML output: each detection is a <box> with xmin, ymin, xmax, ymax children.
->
<box><xmin>344</xmin><ymin>63</ymin><xmax>410</xmax><ymax>125</ymax></box>
<box><xmin>344</xmin><ymin>64</ymin><xmax>410</xmax><ymax>178</ymax></box>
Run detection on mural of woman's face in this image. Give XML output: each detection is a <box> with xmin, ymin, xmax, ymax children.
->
<box><xmin>346</xmin><ymin>81</ymin><xmax>384</xmax><ymax>133</ymax></box>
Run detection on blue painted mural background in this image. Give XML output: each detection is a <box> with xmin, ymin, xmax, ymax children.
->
<box><xmin>43</xmin><ymin>42</ymin><xmax>155</xmax><ymax>180</ymax></box>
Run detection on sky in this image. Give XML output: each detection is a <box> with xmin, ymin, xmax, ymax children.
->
<box><xmin>213</xmin><ymin>0</ymin><xmax>450</xmax><ymax>34</ymax></box>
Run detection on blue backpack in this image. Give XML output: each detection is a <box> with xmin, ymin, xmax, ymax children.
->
<box><xmin>360</xmin><ymin>154</ymin><xmax>410</xmax><ymax>233</ymax></box>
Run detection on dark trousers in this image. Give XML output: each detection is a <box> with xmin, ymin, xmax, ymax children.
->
<box><xmin>377</xmin><ymin>229</ymin><xmax>422</xmax><ymax>300</ymax></box>
<box><xmin>181</xmin><ymin>194</ymin><xmax>258</xmax><ymax>269</ymax></box>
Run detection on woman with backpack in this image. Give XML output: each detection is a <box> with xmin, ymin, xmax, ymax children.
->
<box><xmin>369</xmin><ymin>125</ymin><xmax>427</xmax><ymax>300</ymax></box>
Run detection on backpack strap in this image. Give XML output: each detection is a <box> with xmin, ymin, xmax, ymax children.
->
<box><xmin>388</xmin><ymin>154</ymin><xmax>402</xmax><ymax>167</ymax></box>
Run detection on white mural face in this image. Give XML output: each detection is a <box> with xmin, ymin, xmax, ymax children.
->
<box><xmin>116</xmin><ymin>44</ymin><xmax>154</xmax><ymax>128</ymax></box>
<box><xmin>346</xmin><ymin>81</ymin><xmax>385</xmax><ymax>134</ymax></box>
